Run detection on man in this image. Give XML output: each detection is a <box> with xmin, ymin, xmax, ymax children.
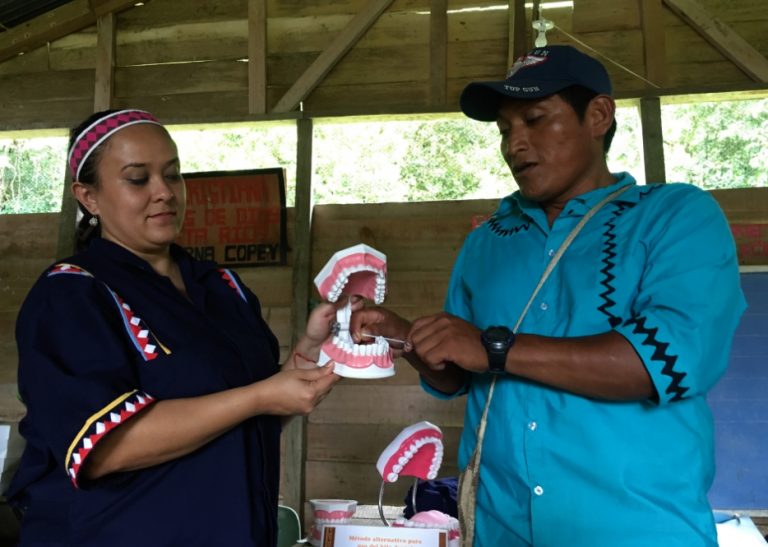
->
<box><xmin>351</xmin><ymin>45</ymin><xmax>745</xmax><ymax>546</ymax></box>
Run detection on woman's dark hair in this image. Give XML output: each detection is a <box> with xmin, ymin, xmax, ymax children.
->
<box><xmin>70</xmin><ymin>109</ymin><xmax>120</xmax><ymax>251</ymax></box>
<box><xmin>556</xmin><ymin>85</ymin><xmax>618</xmax><ymax>155</ymax></box>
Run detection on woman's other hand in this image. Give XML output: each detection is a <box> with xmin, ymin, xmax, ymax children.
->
<box><xmin>262</xmin><ymin>363</ymin><xmax>340</xmax><ymax>416</ymax></box>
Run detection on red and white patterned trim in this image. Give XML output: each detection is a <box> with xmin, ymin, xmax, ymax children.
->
<box><xmin>68</xmin><ymin>109</ymin><xmax>161</xmax><ymax>180</ymax></box>
<box><xmin>48</xmin><ymin>263</ymin><xmax>169</xmax><ymax>361</ymax></box>
<box><xmin>105</xmin><ymin>289</ymin><xmax>165</xmax><ymax>361</ymax></box>
<box><xmin>219</xmin><ymin>268</ymin><xmax>247</xmax><ymax>303</ymax></box>
<box><xmin>48</xmin><ymin>263</ymin><xmax>94</xmax><ymax>278</ymax></box>
<box><xmin>66</xmin><ymin>390</ymin><xmax>155</xmax><ymax>488</ymax></box>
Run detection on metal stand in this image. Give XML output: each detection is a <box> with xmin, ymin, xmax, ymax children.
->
<box><xmin>378</xmin><ymin>477</ymin><xmax>420</xmax><ymax>526</ymax></box>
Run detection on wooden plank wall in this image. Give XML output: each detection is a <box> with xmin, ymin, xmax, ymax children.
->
<box><xmin>1</xmin><ymin>0</ymin><xmax>767</xmax><ymax>131</ymax></box>
<box><xmin>0</xmin><ymin>214</ymin><xmax>59</xmax><ymax>385</ymax></box>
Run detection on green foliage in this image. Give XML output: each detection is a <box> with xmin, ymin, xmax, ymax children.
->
<box><xmin>663</xmin><ymin>98</ymin><xmax>768</xmax><ymax>189</ymax></box>
<box><xmin>399</xmin><ymin>119</ymin><xmax>510</xmax><ymax>201</ymax></box>
<box><xmin>0</xmin><ymin>137</ymin><xmax>66</xmax><ymax>214</ymax></box>
<box><xmin>1</xmin><ymin>98</ymin><xmax>766</xmax><ymax>215</ymax></box>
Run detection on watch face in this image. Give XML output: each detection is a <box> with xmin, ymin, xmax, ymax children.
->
<box><xmin>485</xmin><ymin>326</ymin><xmax>511</xmax><ymax>344</ymax></box>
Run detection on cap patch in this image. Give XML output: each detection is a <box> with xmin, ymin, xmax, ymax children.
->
<box><xmin>506</xmin><ymin>53</ymin><xmax>548</xmax><ymax>78</ymax></box>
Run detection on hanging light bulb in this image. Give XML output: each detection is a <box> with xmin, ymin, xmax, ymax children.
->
<box><xmin>532</xmin><ymin>17</ymin><xmax>554</xmax><ymax>48</ymax></box>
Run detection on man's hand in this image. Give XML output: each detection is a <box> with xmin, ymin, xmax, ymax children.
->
<box><xmin>408</xmin><ymin>312</ymin><xmax>487</xmax><ymax>373</ymax></box>
<box><xmin>349</xmin><ymin>306</ymin><xmax>412</xmax><ymax>358</ymax></box>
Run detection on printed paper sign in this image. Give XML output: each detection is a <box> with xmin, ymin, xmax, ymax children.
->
<box><xmin>322</xmin><ymin>524</ymin><xmax>447</xmax><ymax>547</ymax></box>
<box><xmin>176</xmin><ymin>168</ymin><xmax>287</xmax><ymax>267</ymax></box>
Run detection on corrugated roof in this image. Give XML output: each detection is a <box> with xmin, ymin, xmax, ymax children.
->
<box><xmin>0</xmin><ymin>0</ymin><xmax>74</xmax><ymax>31</ymax></box>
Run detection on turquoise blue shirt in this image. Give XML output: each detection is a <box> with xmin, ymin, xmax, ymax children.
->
<box><xmin>425</xmin><ymin>174</ymin><xmax>746</xmax><ymax>546</ymax></box>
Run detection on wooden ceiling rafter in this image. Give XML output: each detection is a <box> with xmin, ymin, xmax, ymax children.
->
<box><xmin>639</xmin><ymin>0</ymin><xmax>667</xmax><ymax>88</ymax></box>
<box><xmin>429</xmin><ymin>0</ymin><xmax>447</xmax><ymax>107</ymax></box>
<box><xmin>663</xmin><ymin>0</ymin><xmax>768</xmax><ymax>83</ymax></box>
<box><xmin>270</xmin><ymin>0</ymin><xmax>394</xmax><ymax>113</ymax></box>
<box><xmin>0</xmin><ymin>0</ymin><xmax>137</xmax><ymax>65</ymax></box>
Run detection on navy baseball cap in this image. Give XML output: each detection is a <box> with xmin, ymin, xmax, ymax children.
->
<box><xmin>460</xmin><ymin>45</ymin><xmax>612</xmax><ymax>121</ymax></box>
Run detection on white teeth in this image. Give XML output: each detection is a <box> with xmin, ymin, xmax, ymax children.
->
<box><xmin>388</xmin><ymin>472</ymin><xmax>398</xmax><ymax>482</ymax></box>
<box><xmin>399</xmin><ymin>456</ymin><xmax>408</xmax><ymax>466</ymax></box>
<box><xmin>393</xmin><ymin>464</ymin><xmax>403</xmax><ymax>473</ymax></box>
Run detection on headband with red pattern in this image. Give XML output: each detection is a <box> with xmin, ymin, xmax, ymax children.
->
<box><xmin>68</xmin><ymin>109</ymin><xmax>162</xmax><ymax>180</ymax></box>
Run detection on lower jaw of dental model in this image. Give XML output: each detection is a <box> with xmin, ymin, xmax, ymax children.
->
<box><xmin>317</xmin><ymin>336</ymin><xmax>394</xmax><ymax>378</ymax></box>
<box><xmin>376</xmin><ymin>421</ymin><xmax>444</xmax><ymax>483</ymax></box>
<box><xmin>393</xmin><ymin>511</ymin><xmax>460</xmax><ymax>546</ymax></box>
<box><xmin>314</xmin><ymin>243</ymin><xmax>394</xmax><ymax>378</ymax></box>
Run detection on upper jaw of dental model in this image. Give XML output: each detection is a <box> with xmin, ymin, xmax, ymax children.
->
<box><xmin>393</xmin><ymin>511</ymin><xmax>460</xmax><ymax>543</ymax></box>
<box><xmin>314</xmin><ymin>243</ymin><xmax>387</xmax><ymax>304</ymax></box>
<box><xmin>376</xmin><ymin>421</ymin><xmax>443</xmax><ymax>483</ymax></box>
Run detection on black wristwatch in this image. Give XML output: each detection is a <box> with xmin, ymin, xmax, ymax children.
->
<box><xmin>481</xmin><ymin>326</ymin><xmax>516</xmax><ymax>374</ymax></box>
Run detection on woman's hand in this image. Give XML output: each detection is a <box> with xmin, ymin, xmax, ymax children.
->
<box><xmin>304</xmin><ymin>297</ymin><xmax>363</xmax><ymax>345</ymax></box>
<box><xmin>260</xmin><ymin>363</ymin><xmax>341</xmax><ymax>415</ymax></box>
<box><xmin>286</xmin><ymin>297</ymin><xmax>364</xmax><ymax>368</ymax></box>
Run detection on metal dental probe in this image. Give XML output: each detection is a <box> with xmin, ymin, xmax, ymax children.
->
<box><xmin>360</xmin><ymin>332</ymin><xmax>408</xmax><ymax>349</ymax></box>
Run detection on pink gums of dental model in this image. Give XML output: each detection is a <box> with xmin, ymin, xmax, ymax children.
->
<box><xmin>314</xmin><ymin>244</ymin><xmax>387</xmax><ymax>304</ymax></box>
<box><xmin>376</xmin><ymin>421</ymin><xmax>444</xmax><ymax>484</ymax></box>
<box><xmin>393</xmin><ymin>510</ymin><xmax>460</xmax><ymax>545</ymax></box>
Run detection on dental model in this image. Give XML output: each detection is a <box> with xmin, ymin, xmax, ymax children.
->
<box><xmin>376</xmin><ymin>421</ymin><xmax>444</xmax><ymax>484</ymax></box>
<box><xmin>376</xmin><ymin>422</ymin><xmax>457</xmax><ymax>541</ymax></box>
<box><xmin>393</xmin><ymin>510</ymin><xmax>460</xmax><ymax>546</ymax></box>
<box><xmin>314</xmin><ymin>243</ymin><xmax>394</xmax><ymax>378</ymax></box>
<box><xmin>376</xmin><ymin>421</ymin><xmax>447</xmax><ymax>530</ymax></box>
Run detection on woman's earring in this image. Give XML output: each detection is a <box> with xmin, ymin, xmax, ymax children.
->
<box><xmin>89</xmin><ymin>215</ymin><xmax>99</xmax><ymax>227</ymax></box>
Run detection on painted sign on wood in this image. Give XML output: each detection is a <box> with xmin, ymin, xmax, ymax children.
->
<box><xmin>176</xmin><ymin>168</ymin><xmax>287</xmax><ymax>267</ymax></box>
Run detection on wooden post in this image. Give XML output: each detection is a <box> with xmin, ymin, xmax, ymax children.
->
<box><xmin>94</xmin><ymin>12</ymin><xmax>116</xmax><ymax>111</ymax></box>
<box><xmin>639</xmin><ymin>97</ymin><xmax>666</xmax><ymax>183</ymax></box>
<box><xmin>508</xmin><ymin>0</ymin><xmax>528</xmax><ymax>65</ymax></box>
<box><xmin>429</xmin><ymin>0</ymin><xmax>447</xmax><ymax>107</ymax></box>
<box><xmin>639</xmin><ymin>0</ymin><xmax>667</xmax><ymax>88</ymax></box>
<box><xmin>248</xmin><ymin>0</ymin><xmax>267</xmax><ymax>114</ymax></box>
<box><xmin>56</xmin><ymin>167</ymin><xmax>76</xmax><ymax>260</ymax></box>
<box><xmin>283</xmin><ymin>115</ymin><xmax>313</xmax><ymax>517</ymax></box>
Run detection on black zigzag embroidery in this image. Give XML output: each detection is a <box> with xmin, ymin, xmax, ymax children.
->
<box><xmin>597</xmin><ymin>202</ymin><xmax>635</xmax><ymax>327</ymax></box>
<box><xmin>486</xmin><ymin>215</ymin><xmax>530</xmax><ymax>238</ymax></box>
<box><xmin>623</xmin><ymin>315</ymin><xmax>689</xmax><ymax>401</ymax></box>
<box><xmin>596</xmin><ymin>184</ymin><xmax>663</xmax><ymax>327</ymax></box>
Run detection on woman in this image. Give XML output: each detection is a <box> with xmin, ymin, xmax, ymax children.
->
<box><xmin>5</xmin><ymin>109</ymin><xmax>344</xmax><ymax>546</ymax></box>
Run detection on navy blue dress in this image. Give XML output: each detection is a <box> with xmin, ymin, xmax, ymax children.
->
<box><xmin>6</xmin><ymin>238</ymin><xmax>282</xmax><ymax>546</ymax></box>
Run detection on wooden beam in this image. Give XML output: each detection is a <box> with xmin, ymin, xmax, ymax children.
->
<box><xmin>639</xmin><ymin>0</ymin><xmax>667</xmax><ymax>88</ymax></box>
<box><xmin>508</xmin><ymin>0</ymin><xmax>528</xmax><ymax>65</ymax></box>
<box><xmin>283</xmin><ymin>116</ymin><xmax>314</xmax><ymax>518</ymax></box>
<box><xmin>639</xmin><ymin>97</ymin><xmax>666</xmax><ymax>183</ymax></box>
<box><xmin>271</xmin><ymin>0</ymin><xmax>394</xmax><ymax>113</ymax></box>
<box><xmin>663</xmin><ymin>0</ymin><xmax>768</xmax><ymax>82</ymax></box>
<box><xmin>89</xmin><ymin>0</ymin><xmax>138</xmax><ymax>18</ymax></box>
<box><xmin>56</xmin><ymin>166</ymin><xmax>77</xmax><ymax>260</ymax></box>
<box><xmin>0</xmin><ymin>0</ymin><xmax>137</xmax><ymax>64</ymax></box>
<box><xmin>429</xmin><ymin>0</ymin><xmax>447</xmax><ymax>107</ymax></box>
<box><xmin>248</xmin><ymin>0</ymin><xmax>267</xmax><ymax>115</ymax></box>
<box><xmin>93</xmin><ymin>13</ymin><xmax>116</xmax><ymax>111</ymax></box>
